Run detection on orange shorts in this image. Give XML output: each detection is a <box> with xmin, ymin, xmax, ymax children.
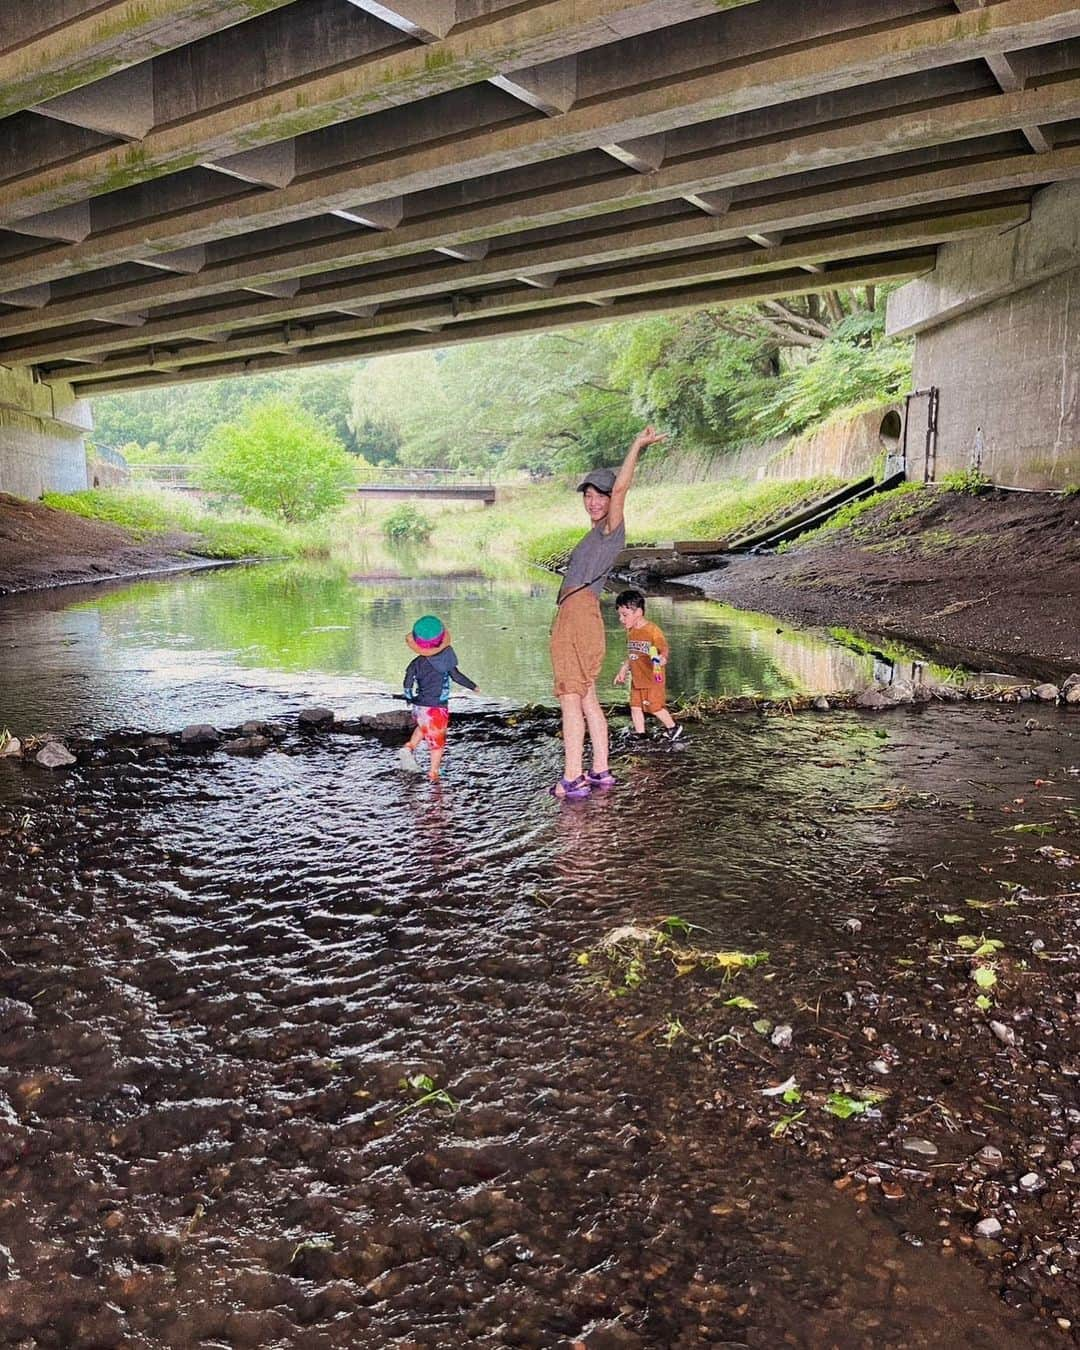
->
<box><xmin>550</xmin><ymin>589</ymin><xmax>605</xmax><ymax>698</ymax></box>
<box><xmin>630</xmin><ymin>681</ymin><xmax>667</xmax><ymax>713</ymax></box>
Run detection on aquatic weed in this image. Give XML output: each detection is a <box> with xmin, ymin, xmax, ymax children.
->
<box><xmin>393</xmin><ymin>1073</ymin><xmax>460</xmax><ymax>1118</ymax></box>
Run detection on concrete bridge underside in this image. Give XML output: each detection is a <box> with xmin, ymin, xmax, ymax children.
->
<box><xmin>1</xmin><ymin>0</ymin><xmax>1080</xmax><ymax>488</ymax></box>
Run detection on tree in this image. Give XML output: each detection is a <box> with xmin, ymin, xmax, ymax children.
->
<box><xmin>200</xmin><ymin>398</ymin><xmax>363</xmax><ymax>522</ymax></box>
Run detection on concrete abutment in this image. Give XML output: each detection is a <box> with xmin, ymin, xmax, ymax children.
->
<box><xmin>0</xmin><ymin>364</ymin><xmax>89</xmax><ymax>499</ymax></box>
<box><xmin>888</xmin><ymin>180</ymin><xmax>1080</xmax><ymax>491</ymax></box>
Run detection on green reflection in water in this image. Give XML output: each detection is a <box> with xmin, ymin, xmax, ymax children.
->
<box><xmin>70</xmin><ymin>560</ymin><xmax>923</xmax><ymax>704</ymax></box>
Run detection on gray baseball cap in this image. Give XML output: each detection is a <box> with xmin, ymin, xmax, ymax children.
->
<box><xmin>577</xmin><ymin>467</ymin><xmax>616</xmax><ymax>495</ymax></box>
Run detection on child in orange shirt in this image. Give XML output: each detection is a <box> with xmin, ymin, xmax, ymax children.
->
<box><xmin>613</xmin><ymin>589</ymin><xmax>683</xmax><ymax>745</ymax></box>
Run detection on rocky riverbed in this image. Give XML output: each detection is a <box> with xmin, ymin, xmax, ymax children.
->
<box><xmin>0</xmin><ymin>701</ymin><xmax>1077</xmax><ymax>1347</ymax></box>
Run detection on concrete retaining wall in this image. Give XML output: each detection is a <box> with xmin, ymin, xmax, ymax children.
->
<box><xmin>907</xmin><ymin>266</ymin><xmax>1080</xmax><ymax>490</ymax></box>
<box><xmin>0</xmin><ymin>364</ymin><xmax>90</xmax><ymax>498</ymax></box>
<box><xmin>640</xmin><ymin>405</ymin><xmax>898</xmax><ymax>487</ymax></box>
<box><xmin>889</xmin><ymin>180</ymin><xmax>1080</xmax><ymax>491</ymax></box>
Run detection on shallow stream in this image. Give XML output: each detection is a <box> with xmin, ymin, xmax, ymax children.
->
<box><xmin>0</xmin><ymin>562</ymin><xmax>949</xmax><ymax>737</ymax></box>
<box><xmin>0</xmin><ymin>563</ymin><xmax>1076</xmax><ymax>1348</ymax></box>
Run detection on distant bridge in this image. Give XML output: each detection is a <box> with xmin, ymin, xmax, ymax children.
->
<box><xmin>130</xmin><ymin>464</ymin><xmax>496</xmax><ymax>504</ymax></box>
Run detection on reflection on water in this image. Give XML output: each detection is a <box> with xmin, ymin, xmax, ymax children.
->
<box><xmin>0</xmin><ymin>561</ymin><xmax>946</xmax><ymax>736</ymax></box>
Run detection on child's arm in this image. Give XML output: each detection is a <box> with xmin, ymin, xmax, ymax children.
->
<box><xmin>613</xmin><ymin>661</ymin><xmax>629</xmax><ymax>686</ymax></box>
<box><xmin>403</xmin><ymin>657</ymin><xmax>420</xmax><ymax>702</ymax></box>
<box><xmin>450</xmin><ymin>665</ymin><xmax>480</xmax><ymax>694</ymax></box>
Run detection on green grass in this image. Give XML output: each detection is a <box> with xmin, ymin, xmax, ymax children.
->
<box><xmin>41</xmin><ymin>488</ymin><xmax>330</xmax><ymax>560</ymax></box>
<box><xmin>788</xmin><ymin>480</ymin><xmax>927</xmax><ymax>550</ymax></box>
<box><xmin>430</xmin><ymin>476</ymin><xmax>843</xmax><ymax>570</ymax></box>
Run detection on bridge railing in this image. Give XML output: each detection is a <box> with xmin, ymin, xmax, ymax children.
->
<box><xmin>128</xmin><ymin>463</ymin><xmax>498</xmax><ymax>491</ymax></box>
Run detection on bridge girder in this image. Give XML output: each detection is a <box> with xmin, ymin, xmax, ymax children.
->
<box><xmin>0</xmin><ymin>0</ymin><xmax>1079</xmax><ymax>394</ymax></box>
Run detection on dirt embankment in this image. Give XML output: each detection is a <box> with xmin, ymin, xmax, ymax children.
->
<box><xmin>693</xmin><ymin>488</ymin><xmax>1080</xmax><ymax>679</ymax></box>
<box><xmin>0</xmin><ymin>494</ymin><xmax>200</xmax><ymax>595</ymax></box>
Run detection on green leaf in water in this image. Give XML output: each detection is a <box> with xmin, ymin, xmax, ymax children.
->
<box><xmin>1011</xmin><ymin>822</ymin><xmax>1056</xmax><ymax>836</ymax></box>
<box><xmin>722</xmin><ymin>996</ymin><xmax>757</xmax><ymax>1010</ymax></box>
<box><xmin>939</xmin><ymin>913</ymin><xmax>964</xmax><ymax>924</ymax></box>
<box><xmin>752</xmin><ymin>1018</ymin><xmax>773</xmax><ymax>1036</ymax></box>
<box><xmin>974</xmin><ymin>994</ymin><xmax>993</xmax><ymax>1011</ymax></box>
<box><xmin>972</xmin><ymin>965</ymin><xmax>998</xmax><ymax>990</ymax></box>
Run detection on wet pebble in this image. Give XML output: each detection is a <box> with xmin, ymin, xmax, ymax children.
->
<box><xmin>975</xmin><ymin>1218</ymin><xmax>1003</xmax><ymax>1239</ymax></box>
<box><xmin>901</xmin><ymin>1138</ymin><xmax>938</xmax><ymax>1159</ymax></box>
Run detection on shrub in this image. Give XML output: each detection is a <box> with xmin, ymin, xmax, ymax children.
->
<box><xmin>382</xmin><ymin>502</ymin><xmax>433</xmax><ymax>544</ymax></box>
<box><xmin>200</xmin><ymin>397</ymin><xmax>358</xmax><ymax>522</ymax></box>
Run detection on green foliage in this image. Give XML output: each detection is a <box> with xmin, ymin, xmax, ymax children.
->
<box><xmin>745</xmin><ymin>338</ymin><xmax>912</xmax><ymax>441</ymax></box>
<box><xmin>92</xmin><ymin>363</ymin><xmax>373</xmax><ymax>461</ymax></box>
<box><xmin>939</xmin><ymin>468</ymin><xmax>992</xmax><ymax>495</ymax></box>
<box><xmin>382</xmin><ymin>502</ymin><xmax>433</xmax><ymax>544</ymax></box>
<box><xmin>200</xmin><ymin>398</ymin><xmax>360</xmax><ymax>522</ymax></box>
<box><xmin>40</xmin><ymin>488</ymin><xmax>317</xmax><ymax>560</ymax></box>
<box><xmin>794</xmin><ymin>480</ymin><xmax>926</xmax><ymax>548</ymax></box>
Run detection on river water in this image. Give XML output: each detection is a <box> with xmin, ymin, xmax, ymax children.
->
<box><xmin>0</xmin><ymin>563</ymin><xmax>1077</xmax><ymax>1348</ymax></box>
<box><xmin>0</xmin><ymin>562</ymin><xmax>946</xmax><ymax>737</ymax></box>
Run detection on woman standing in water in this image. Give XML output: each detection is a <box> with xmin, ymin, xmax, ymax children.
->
<box><xmin>549</xmin><ymin>426</ymin><xmax>666</xmax><ymax>800</ymax></box>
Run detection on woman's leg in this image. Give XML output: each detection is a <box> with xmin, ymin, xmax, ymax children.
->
<box><xmin>558</xmin><ymin>692</ymin><xmax>586</xmax><ymax>782</ymax></box>
<box><xmin>582</xmin><ymin>682</ymin><xmax>610</xmax><ymax>773</ymax></box>
<box><xmin>630</xmin><ymin>705</ymin><xmax>647</xmax><ymax>733</ymax></box>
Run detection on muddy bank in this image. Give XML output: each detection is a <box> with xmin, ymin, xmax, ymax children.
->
<box><xmin>0</xmin><ymin>493</ymin><xmax>206</xmax><ymax>594</ymax></box>
<box><xmin>0</xmin><ymin>704</ymin><xmax>1077</xmax><ymax>1346</ymax></box>
<box><xmin>688</xmin><ymin>488</ymin><xmax>1080</xmax><ymax>680</ymax></box>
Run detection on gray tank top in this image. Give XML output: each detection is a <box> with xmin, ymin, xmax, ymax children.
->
<box><xmin>559</xmin><ymin>521</ymin><xmax>626</xmax><ymax>600</ymax></box>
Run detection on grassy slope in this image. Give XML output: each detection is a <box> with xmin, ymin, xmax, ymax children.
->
<box><xmin>42</xmin><ymin>489</ymin><xmax>327</xmax><ymax>560</ymax></box>
<box><xmin>434</xmin><ymin>476</ymin><xmax>841</xmax><ymax>569</ymax></box>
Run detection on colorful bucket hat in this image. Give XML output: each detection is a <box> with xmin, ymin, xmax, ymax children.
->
<box><xmin>406</xmin><ymin>614</ymin><xmax>451</xmax><ymax>655</ymax></box>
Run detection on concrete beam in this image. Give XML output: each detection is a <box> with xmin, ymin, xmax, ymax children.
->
<box><xmin>344</xmin><ymin>1</ymin><xmax>459</xmax><ymax>41</ymax></box>
<box><xmin>66</xmin><ymin>255</ymin><xmax>934</xmax><ymax>395</ymax></box>
<box><xmin>203</xmin><ymin>142</ymin><xmax>297</xmax><ymax>189</ymax></box>
<box><xmin>3</xmin><ymin>75</ymin><xmax>1075</xmax><ymax>333</ymax></box>
<box><xmin>0</xmin><ymin>0</ymin><xmax>750</xmax><ymax>223</ymax></box>
<box><xmin>0</xmin><ymin>0</ymin><xmax>301</xmax><ymax>120</ymax></box>
<box><xmin>5</xmin><ymin>0</ymin><xmax>1078</xmax><ymax>287</ymax></box>
<box><xmin>15</xmin><ymin>206</ymin><xmax>1025</xmax><ymax>368</ymax></box>
<box><xmin>136</xmin><ymin>246</ymin><xmax>208</xmax><ymax>274</ymax></box>
<box><xmin>69</xmin><ymin>247</ymin><xmax>944</xmax><ymax>376</ymax></box>
<box><xmin>5</xmin><ymin>203</ymin><xmax>92</xmax><ymax>243</ymax></box>
<box><xmin>601</xmin><ymin>134</ymin><xmax>666</xmax><ymax>173</ymax></box>
<box><xmin>31</xmin><ymin>63</ymin><xmax>155</xmax><ymax>140</ymax></box>
<box><xmin>329</xmin><ymin>198</ymin><xmax>405</xmax><ymax>230</ymax></box>
<box><xmin>489</xmin><ymin>57</ymin><xmax>579</xmax><ymax>116</ymax></box>
<box><xmin>887</xmin><ymin>177</ymin><xmax>1080</xmax><ymax>336</ymax></box>
<box><xmin>0</xmin><ymin>286</ymin><xmax>52</xmax><ymax>310</ymax></box>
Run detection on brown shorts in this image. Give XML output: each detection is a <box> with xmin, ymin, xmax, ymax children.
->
<box><xmin>550</xmin><ymin>589</ymin><xmax>605</xmax><ymax>697</ymax></box>
<box><xmin>630</xmin><ymin>681</ymin><xmax>667</xmax><ymax>713</ymax></box>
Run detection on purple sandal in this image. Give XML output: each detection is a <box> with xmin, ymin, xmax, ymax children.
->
<box><xmin>586</xmin><ymin>769</ymin><xmax>618</xmax><ymax>788</ymax></box>
<box><xmin>550</xmin><ymin>775</ymin><xmax>592</xmax><ymax>800</ymax></box>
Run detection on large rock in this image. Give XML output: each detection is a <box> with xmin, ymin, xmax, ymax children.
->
<box><xmin>222</xmin><ymin>736</ymin><xmax>270</xmax><ymax>756</ymax></box>
<box><xmin>357</xmin><ymin>710</ymin><xmax>413</xmax><ymax>732</ymax></box>
<box><xmin>298</xmin><ymin>706</ymin><xmax>334</xmax><ymax>729</ymax></box>
<box><xmin>0</xmin><ymin>736</ymin><xmax>21</xmax><ymax>758</ymax></box>
<box><xmin>855</xmin><ymin>680</ymin><xmax>915</xmax><ymax>710</ymax></box>
<box><xmin>1032</xmin><ymin>683</ymin><xmax>1060</xmax><ymax>702</ymax></box>
<box><xmin>180</xmin><ymin>723</ymin><xmax>219</xmax><ymax>748</ymax></box>
<box><xmin>35</xmin><ymin>741</ymin><xmax>76</xmax><ymax>769</ymax></box>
